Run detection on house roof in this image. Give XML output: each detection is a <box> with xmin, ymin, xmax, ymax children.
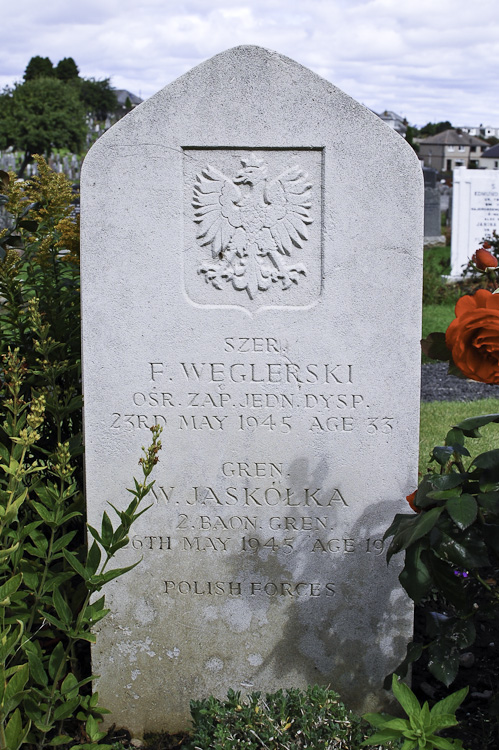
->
<box><xmin>482</xmin><ymin>143</ymin><xmax>499</xmax><ymax>159</ymax></box>
<box><xmin>113</xmin><ymin>89</ymin><xmax>143</xmax><ymax>107</ymax></box>
<box><xmin>378</xmin><ymin>110</ymin><xmax>405</xmax><ymax>122</ymax></box>
<box><xmin>419</xmin><ymin>129</ymin><xmax>488</xmax><ymax>147</ymax></box>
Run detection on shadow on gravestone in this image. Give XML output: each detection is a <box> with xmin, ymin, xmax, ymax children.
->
<box><xmin>81</xmin><ymin>45</ymin><xmax>423</xmax><ymax>736</ymax></box>
<box><xmin>215</xmin><ymin>455</ymin><xmax>412</xmax><ymax>712</ymax></box>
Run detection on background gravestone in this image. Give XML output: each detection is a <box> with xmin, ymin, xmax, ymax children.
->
<box><xmin>423</xmin><ymin>167</ymin><xmax>445</xmax><ymax>246</ymax></box>
<box><xmin>81</xmin><ymin>46</ymin><xmax>423</xmax><ymax>736</ymax></box>
<box><xmin>451</xmin><ymin>166</ymin><xmax>499</xmax><ymax>277</ymax></box>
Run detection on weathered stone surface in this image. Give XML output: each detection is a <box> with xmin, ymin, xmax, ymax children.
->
<box><xmin>451</xmin><ymin>167</ymin><xmax>499</xmax><ymax>277</ymax></box>
<box><xmin>81</xmin><ymin>45</ymin><xmax>423</xmax><ymax>736</ymax></box>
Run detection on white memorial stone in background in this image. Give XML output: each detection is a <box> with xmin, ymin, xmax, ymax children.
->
<box><xmin>81</xmin><ymin>46</ymin><xmax>423</xmax><ymax>736</ymax></box>
<box><xmin>451</xmin><ymin>167</ymin><xmax>499</xmax><ymax>277</ymax></box>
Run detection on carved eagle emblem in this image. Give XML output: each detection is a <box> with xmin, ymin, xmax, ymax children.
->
<box><xmin>192</xmin><ymin>153</ymin><xmax>313</xmax><ymax>299</ymax></box>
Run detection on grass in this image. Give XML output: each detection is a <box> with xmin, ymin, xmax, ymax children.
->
<box><xmin>421</xmin><ymin>245</ymin><xmax>460</xmax><ymax>363</ymax></box>
<box><xmin>421</xmin><ymin>302</ymin><xmax>455</xmax><ymax>341</ymax></box>
<box><xmin>421</xmin><ymin>300</ymin><xmax>455</xmax><ymax>364</ymax></box>
<box><xmin>424</xmin><ymin>245</ymin><xmax>451</xmax><ymax>277</ymax></box>
<box><xmin>419</xmin><ymin>399</ymin><xmax>499</xmax><ymax>477</ymax></box>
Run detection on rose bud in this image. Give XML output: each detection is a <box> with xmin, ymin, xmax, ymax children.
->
<box><xmin>483</xmin><ymin>241</ymin><xmax>492</xmax><ymax>249</ymax></box>
<box><xmin>472</xmin><ymin>247</ymin><xmax>498</xmax><ymax>270</ymax></box>
<box><xmin>406</xmin><ymin>491</ymin><xmax>420</xmax><ymax>513</ymax></box>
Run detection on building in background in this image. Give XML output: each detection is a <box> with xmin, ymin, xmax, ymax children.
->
<box><xmin>375</xmin><ymin>110</ymin><xmax>407</xmax><ymax>137</ymax></box>
<box><xmin>459</xmin><ymin>125</ymin><xmax>499</xmax><ymax>139</ymax></box>
<box><xmin>113</xmin><ymin>89</ymin><xmax>143</xmax><ymax>114</ymax></box>
<box><xmin>479</xmin><ymin>143</ymin><xmax>499</xmax><ymax>169</ymax></box>
<box><xmin>418</xmin><ymin>129</ymin><xmax>489</xmax><ymax>171</ymax></box>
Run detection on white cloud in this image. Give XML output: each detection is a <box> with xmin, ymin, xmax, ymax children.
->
<box><xmin>1</xmin><ymin>0</ymin><xmax>499</xmax><ymax>126</ymax></box>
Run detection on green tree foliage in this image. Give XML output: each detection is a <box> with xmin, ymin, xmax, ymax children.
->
<box><xmin>0</xmin><ymin>78</ymin><xmax>86</xmax><ymax>177</ymax></box>
<box><xmin>23</xmin><ymin>55</ymin><xmax>55</xmax><ymax>81</ymax></box>
<box><xmin>419</xmin><ymin>120</ymin><xmax>453</xmax><ymax>137</ymax></box>
<box><xmin>406</xmin><ymin>125</ymin><xmax>420</xmax><ymax>153</ymax></box>
<box><xmin>0</xmin><ymin>58</ymin><xmax>120</xmax><ymax>171</ymax></box>
<box><xmin>78</xmin><ymin>77</ymin><xmax>117</xmax><ymax>120</ymax></box>
<box><xmin>0</xmin><ymin>55</ymin><xmax>124</xmax><ymax>177</ymax></box>
<box><xmin>55</xmin><ymin>56</ymin><xmax>80</xmax><ymax>82</ymax></box>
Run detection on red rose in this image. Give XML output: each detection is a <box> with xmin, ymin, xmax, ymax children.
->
<box><xmin>472</xmin><ymin>247</ymin><xmax>498</xmax><ymax>270</ymax></box>
<box><xmin>406</xmin><ymin>491</ymin><xmax>420</xmax><ymax>513</ymax></box>
<box><xmin>446</xmin><ymin>289</ymin><xmax>499</xmax><ymax>384</ymax></box>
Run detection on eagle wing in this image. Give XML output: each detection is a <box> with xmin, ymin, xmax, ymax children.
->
<box><xmin>263</xmin><ymin>166</ymin><xmax>312</xmax><ymax>255</ymax></box>
<box><xmin>192</xmin><ymin>165</ymin><xmax>243</xmax><ymax>259</ymax></box>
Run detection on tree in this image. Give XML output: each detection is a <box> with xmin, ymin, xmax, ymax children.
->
<box><xmin>0</xmin><ymin>77</ymin><xmax>86</xmax><ymax>176</ymax></box>
<box><xmin>79</xmin><ymin>77</ymin><xmax>117</xmax><ymax>120</ymax></box>
<box><xmin>0</xmin><ymin>56</ymin><xmax>121</xmax><ymax>174</ymax></box>
<box><xmin>21</xmin><ymin>57</ymin><xmax>117</xmax><ymax>120</ymax></box>
<box><xmin>419</xmin><ymin>120</ymin><xmax>453</xmax><ymax>137</ymax></box>
<box><xmin>56</xmin><ymin>56</ymin><xmax>79</xmax><ymax>82</ymax></box>
<box><xmin>24</xmin><ymin>55</ymin><xmax>55</xmax><ymax>81</ymax></box>
<box><xmin>0</xmin><ymin>86</ymin><xmax>14</xmax><ymax>149</ymax></box>
<box><xmin>405</xmin><ymin>125</ymin><xmax>420</xmax><ymax>154</ymax></box>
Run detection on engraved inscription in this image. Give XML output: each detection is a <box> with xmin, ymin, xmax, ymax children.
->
<box><xmin>110</xmin><ymin>350</ymin><xmax>400</xmax><ymax>435</ymax></box>
<box><xmin>471</xmin><ymin>186</ymin><xmax>499</xmax><ymax>236</ymax></box>
<box><xmin>163</xmin><ymin>580</ymin><xmax>335</xmax><ymax>597</ymax></box>
<box><xmin>110</xmin><ymin>346</ymin><xmax>397</xmax><ymax>600</ymax></box>
<box><xmin>129</xmin><ymin>531</ymin><xmax>387</xmax><ymax>557</ymax></box>
<box><xmin>193</xmin><ymin>153</ymin><xmax>313</xmax><ymax>299</ymax></box>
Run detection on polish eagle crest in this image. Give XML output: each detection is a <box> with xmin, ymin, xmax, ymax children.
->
<box><xmin>192</xmin><ymin>153</ymin><xmax>313</xmax><ymax>299</ymax></box>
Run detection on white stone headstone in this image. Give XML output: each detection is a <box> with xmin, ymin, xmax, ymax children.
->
<box><xmin>451</xmin><ymin>167</ymin><xmax>499</xmax><ymax>277</ymax></box>
<box><xmin>81</xmin><ymin>46</ymin><xmax>423</xmax><ymax>736</ymax></box>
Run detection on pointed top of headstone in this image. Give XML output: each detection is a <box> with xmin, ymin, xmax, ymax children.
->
<box><xmin>86</xmin><ymin>44</ymin><xmax>419</xmax><ymax>173</ymax></box>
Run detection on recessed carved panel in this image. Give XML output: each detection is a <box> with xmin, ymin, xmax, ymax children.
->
<box><xmin>184</xmin><ymin>149</ymin><xmax>323</xmax><ymax>312</ymax></box>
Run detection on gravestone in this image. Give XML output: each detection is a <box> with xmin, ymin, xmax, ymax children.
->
<box><xmin>81</xmin><ymin>46</ymin><xmax>423</xmax><ymax>736</ymax></box>
<box><xmin>423</xmin><ymin>167</ymin><xmax>445</xmax><ymax>246</ymax></box>
<box><xmin>451</xmin><ymin>167</ymin><xmax>499</xmax><ymax>277</ymax></box>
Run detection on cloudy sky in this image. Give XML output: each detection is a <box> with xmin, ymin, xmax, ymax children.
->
<box><xmin>2</xmin><ymin>0</ymin><xmax>498</xmax><ymax>128</ymax></box>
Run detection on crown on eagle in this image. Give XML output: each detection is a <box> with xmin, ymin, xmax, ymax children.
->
<box><xmin>240</xmin><ymin>153</ymin><xmax>266</xmax><ymax>168</ymax></box>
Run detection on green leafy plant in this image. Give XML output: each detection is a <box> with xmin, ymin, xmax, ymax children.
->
<box><xmin>0</xmin><ymin>159</ymin><xmax>163</xmax><ymax>748</ymax></box>
<box><xmin>0</xmin><ymin>345</ymin><xmax>162</xmax><ymax>748</ymax></box>
<box><xmin>187</xmin><ymin>685</ymin><xmax>373</xmax><ymax>750</ymax></box>
<box><xmin>385</xmin><ymin>235</ymin><xmax>499</xmax><ymax>696</ymax></box>
<box><xmin>460</xmin><ymin>233</ymin><xmax>499</xmax><ymax>282</ymax></box>
<box><xmin>362</xmin><ymin>675</ymin><xmax>467</xmax><ymax>749</ymax></box>
<box><xmin>421</xmin><ymin>246</ymin><xmax>458</xmax><ymax>307</ymax></box>
<box><xmin>0</xmin><ymin>160</ymin><xmax>81</xmax><ymax>466</ymax></box>
<box><xmin>385</xmin><ymin>414</ymin><xmax>499</xmax><ymax>686</ymax></box>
